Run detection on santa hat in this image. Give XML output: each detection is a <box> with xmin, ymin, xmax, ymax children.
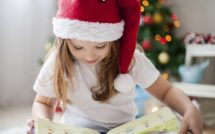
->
<box><xmin>53</xmin><ymin>0</ymin><xmax>140</xmax><ymax>93</ymax></box>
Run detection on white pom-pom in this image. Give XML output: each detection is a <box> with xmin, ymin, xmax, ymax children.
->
<box><xmin>114</xmin><ymin>74</ymin><xmax>135</xmax><ymax>93</ymax></box>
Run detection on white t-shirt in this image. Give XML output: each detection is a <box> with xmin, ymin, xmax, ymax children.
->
<box><xmin>33</xmin><ymin>49</ymin><xmax>159</xmax><ymax>132</ymax></box>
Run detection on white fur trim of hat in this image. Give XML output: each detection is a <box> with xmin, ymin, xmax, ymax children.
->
<box><xmin>114</xmin><ymin>74</ymin><xmax>135</xmax><ymax>93</ymax></box>
<box><xmin>52</xmin><ymin>17</ymin><xmax>125</xmax><ymax>42</ymax></box>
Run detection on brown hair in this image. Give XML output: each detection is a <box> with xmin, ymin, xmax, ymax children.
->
<box><xmin>52</xmin><ymin>38</ymin><xmax>120</xmax><ymax>109</ymax></box>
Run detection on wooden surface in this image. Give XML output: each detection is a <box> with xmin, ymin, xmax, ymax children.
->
<box><xmin>203</xmin><ymin>128</ymin><xmax>215</xmax><ymax>134</ymax></box>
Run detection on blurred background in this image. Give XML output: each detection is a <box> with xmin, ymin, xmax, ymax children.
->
<box><xmin>0</xmin><ymin>0</ymin><xmax>215</xmax><ymax>133</ymax></box>
<box><xmin>0</xmin><ymin>0</ymin><xmax>57</xmax><ymax>107</ymax></box>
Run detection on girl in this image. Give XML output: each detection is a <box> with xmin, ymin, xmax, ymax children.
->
<box><xmin>27</xmin><ymin>0</ymin><xmax>202</xmax><ymax>134</ymax></box>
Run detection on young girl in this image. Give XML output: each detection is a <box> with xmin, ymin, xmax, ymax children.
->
<box><xmin>27</xmin><ymin>0</ymin><xmax>202</xmax><ymax>134</ymax></box>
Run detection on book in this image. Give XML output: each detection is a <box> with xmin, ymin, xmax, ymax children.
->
<box><xmin>35</xmin><ymin>107</ymin><xmax>180</xmax><ymax>134</ymax></box>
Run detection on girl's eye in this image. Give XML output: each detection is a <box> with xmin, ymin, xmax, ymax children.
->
<box><xmin>96</xmin><ymin>45</ymin><xmax>106</xmax><ymax>49</ymax></box>
<box><xmin>73</xmin><ymin>46</ymin><xmax>83</xmax><ymax>50</ymax></box>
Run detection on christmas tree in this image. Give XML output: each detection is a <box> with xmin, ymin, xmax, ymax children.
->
<box><xmin>137</xmin><ymin>0</ymin><xmax>185</xmax><ymax>77</ymax></box>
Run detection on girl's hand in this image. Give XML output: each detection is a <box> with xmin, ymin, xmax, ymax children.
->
<box><xmin>179</xmin><ymin>105</ymin><xmax>203</xmax><ymax>134</ymax></box>
<box><xmin>26</xmin><ymin>119</ymin><xmax>35</xmax><ymax>134</ymax></box>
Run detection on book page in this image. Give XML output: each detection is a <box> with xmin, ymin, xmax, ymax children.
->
<box><xmin>35</xmin><ymin>118</ymin><xmax>100</xmax><ymax>134</ymax></box>
<box><xmin>107</xmin><ymin>107</ymin><xmax>180</xmax><ymax>134</ymax></box>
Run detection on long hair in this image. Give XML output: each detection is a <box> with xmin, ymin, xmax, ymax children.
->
<box><xmin>91</xmin><ymin>41</ymin><xmax>120</xmax><ymax>102</ymax></box>
<box><xmin>53</xmin><ymin>38</ymin><xmax>74</xmax><ymax>109</ymax></box>
<box><xmin>52</xmin><ymin>38</ymin><xmax>120</xmax><ymax>108</ymax></box>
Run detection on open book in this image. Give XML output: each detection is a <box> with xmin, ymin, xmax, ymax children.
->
<box><xmin>35</xmin><ymin>107</ymin><xmax>180</xmax><ymax>134</ymax></box>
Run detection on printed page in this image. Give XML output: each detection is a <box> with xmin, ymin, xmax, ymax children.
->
<box><xmin>35</xmin><ymin>118</ymin><xmax>100</xmax><ymax>134</ymax></box>
<box><xmin>107</xmin><ymin>107</ymin><xmax>180</xmax><ymax>134</ymax></box>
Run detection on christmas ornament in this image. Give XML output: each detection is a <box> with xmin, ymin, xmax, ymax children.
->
<box><xmin>171</xmin><ymin>13</ymin><xmax>177</xmax><ymax>20</ymax></box>
<box><xmin>155</xmin><ymin>34</ymin><xmax>161</xmax><ymax>41</ymax></box>
<box><xmin>142</xmin><ymin>0</ymin><xmax>149</xmax><ymax>7</ymax></box>
<box><xmin>158</xmin><ymin>52</ymin><xmax>169</xmax><ymax>64</ymax></box>
<box><xmin>153</xmin><ymin>13</ymin><xmax>163</xmax><ymax>24</ymax></box>
<box><xmin>160</xmin><ymin>37</ymin><xmax>167</xmax><ymax>45</ymax></box>
<box><xmin>142</xmin><ymin>40</ymin><xmax>152</xmax><ymax>51</ymax></box>
<box><xmin>208</xmin><ymin>33</ymin><xmax>215</xmax><ymax>44</ymax></box>
<box><xmin>184</xmin><ymin>32</ymin><xmax>215</xmax><ymax>44</ymax></box>
<box><xmin>138</xmin><ymin>0</ymin><xmax>185</xmax><ymax>77</ymax></box>
<box><xmin>141</xmin><ymin>6</ymin><xmax>145</xmax><ymax>13</ymax></box>
<box><xmin>184</xmin><ymin>32</ymin><xmax>196</xmax><ymax>44</ymax></box>
<box><xmin>143</xmin><ymin>16</ymin><xmax>153</xmax><ymax>25</ymax></box>
<box><xmin>174</xmin><ymin>20</ymin><xmax>180</xmax><ymax>27</ymax></box>
<box><xmin>165</xmin><ymin>35</ymin><xmax>172</xmax><ymax>42</ymax></box>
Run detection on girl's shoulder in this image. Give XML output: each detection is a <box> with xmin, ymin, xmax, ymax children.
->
<box><xmin>129</xmin><ymin>49</ymin><xmax>148</xmax><ymax>70</ymax></box>
<box><xmin>129</xmin><ymin>49</ymin><xmax>160</xmax><ymax>88</ymax></box>
<box><xmin>134</xmin><ymin>49</ymin><xmax>152</xmax><ymax>63</ymax></box>
<box><xmin>40</xmin><ymin>48</ymin><xmax>58</xmax><ymax>72</ymax></box>
<box><xmin>43</xmin><ymin>48</ymin><xmax>58</xmax><ymax>63</ymax></box>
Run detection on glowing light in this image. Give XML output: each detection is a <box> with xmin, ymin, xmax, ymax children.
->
<box><xmin>141</xmin><ymin>6</ymin><xmax>145</xmax><ymax>12</ymax></box>
<box><xmin>158</xmin><ymin>52</ymin><xmax>169</xmax><ymax>64</ymax></box>
<box><xmin>142</xmin><ymin>0</ymin><xmax>149</xmax><ymax>7</ymax></box>
<box><xmin>143</xmin><ymin>16</ymin><xmax>152</xmax><ymax>25</ymax></box>
<box><xmin>160</xmin><ymin>37</ymin><xmax>167</xmax><ymax>45</ymax></box>
<box><xmin>155</xmin><ymin>34</ymin><xmax>161</xmax><ymax>41</ymax></box>
<box><xmin>158</xmin><ymin>0</ymin><xmax>164</xmax><ymax>4</ymax></box>
<box><xmin>174</xmin><ymin>20</ymin><xmax>180</xmax><ymax>27</ymax></box>
<box><xmin>165</xmin><ymin>35</ymin><xmax>172</xmax><ymax>42</ymax></box>
<box><xmin>152</xmin><ymin>107</ymin><xmax>159</xmax><ymax>112</ymax></box>
<box><xmin>162</xmin><ymin>73</ymin><xmax>169</xmax><ymax>80</ymax></box>
<box><xmin>153</xmin><ymin>13</ymin><xmax>163</xmax><ymax>23</ymax></box>
<box><xmin>171</xmin><ymin>13</ymin><xmax>177</xmax><ymax>20</ymax></box>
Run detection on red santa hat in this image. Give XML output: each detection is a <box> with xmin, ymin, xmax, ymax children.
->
<box><xmin>53</xmin><ymin>0</ymin><xmax>140</xmax><ymax>93</ymax></box>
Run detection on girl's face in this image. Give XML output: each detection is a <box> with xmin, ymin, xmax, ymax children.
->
<box><xmin>68</xmin><ymin>39</ymin><xmax>111</xmax><ymax>66</ymax></box>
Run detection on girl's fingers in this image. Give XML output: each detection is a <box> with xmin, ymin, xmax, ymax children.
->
<box><xmin>179</xmin><ymin>121</ymin><xmax>189</xmax><ymax>134</ymax></box>
<box><xmin>27</xmin><ymin>128</ymin><xmax>34</xmax><ymax>134</ymax></box>
<box><xmin>27</xmin><ymin>119</ymin><xmax>35</xmax><ymax>128</ymax></box>
<box><xmin>26</xmin><ymin>125</ymin><xmax>35</xmax><ymax>134</ymax></box>
<box><xmin>26</xmin><ymin>119</ymin><xmax>35</xmax><ymax>134</ymax></box>
<box><xmin>26</xmin><ymin>128</ymin><xmax>33</xmax><ymax>134</ymax></box>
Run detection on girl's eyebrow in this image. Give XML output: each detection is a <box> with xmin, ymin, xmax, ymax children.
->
<box><xmin>96</xmin><ymin>42</ymin><xmax>109</xmax><ymax>46</ymax></box>
<box><xmin>70</xmin><ymin>40</ymin><xmax>107</xmax><ymax>46</ymax></box>
<box><xmin>70</xmin><ymin>41</ymin><xmax>81</xmax><ymax>46</ymax></box>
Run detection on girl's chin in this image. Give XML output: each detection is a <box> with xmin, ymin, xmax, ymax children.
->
<box><xmin>84</xmin><ymin>61</ymin><xmax>98</xmax><ymax>66</ymax></box>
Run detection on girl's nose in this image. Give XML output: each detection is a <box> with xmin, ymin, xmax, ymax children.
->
<box><xmin>85</xmin><ymin>52</ymin><xmax>96</xmax><ymax>61</ymax></box>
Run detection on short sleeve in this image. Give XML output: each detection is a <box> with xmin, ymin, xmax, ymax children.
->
<box><xmin>130</xmin><ymin>50</ymin><xmax>160</xmax><ymax>89</ymax></box>
<box><xmin>117</xmin><ymin>0</ymin><xmax>140</xmax><ymax>7</ymax></box>
<box><xmin>33</xmin><ymin>50</ymin><xmax>57</xmax><ymax>97</ymax></box>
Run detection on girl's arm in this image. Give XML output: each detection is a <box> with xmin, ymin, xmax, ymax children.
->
<box><xmin>146</xmin><ymin>75</ymin><xmax>203</xmax><ymax>134</ymax></box>
<box><xmin>146</xmin><ymin>76</ymin><xmax>191</xmax><ymax>115</ymax></box>
<box><xmin>27</xmin><ymin>95</ymin><xmax>58</xmax><ymax>134</ymax></box>
<box><xmin>32</xmin><ymin>94</ymin><xmax>57</xmax><ymax>121</ymax></box>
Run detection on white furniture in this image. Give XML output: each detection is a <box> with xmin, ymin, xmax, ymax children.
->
<box><xmin>174</xmin><ymin>44</ymin><xmax>215</xmax><ymax>98</ymax></box>
<box><xmin>173</xmin><ymin>82</ymin><xmax>215</xmax><ymax>98</ymax></box>
<box><xmin>185</xmin><ymin>44</ymin><xmax>215</xmax><ymax>65</ymax></box>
